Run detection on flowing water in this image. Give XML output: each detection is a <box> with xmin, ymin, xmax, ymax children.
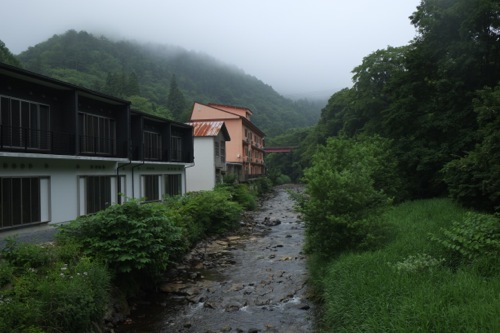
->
<box><xmin>116</xmin><ymin>185</ymin><xmax>314</xmax><ymax>333</ymax></box>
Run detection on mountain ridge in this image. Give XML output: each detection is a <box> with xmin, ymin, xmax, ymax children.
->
<box><xmin>12</xmin><ymin>30</ymin><xmax>324</xmax><ymax>137</ymax></box>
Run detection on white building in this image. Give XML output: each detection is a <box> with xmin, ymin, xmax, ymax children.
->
<box><xmin>186</xmin><ymin>121</ymin><xmax>230</xmax><ymax>192</ymax></box>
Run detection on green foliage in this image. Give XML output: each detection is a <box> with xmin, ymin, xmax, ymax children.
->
<box><xmin>390</xmin><ymin>253</ymin><xmax>445</xmax><ymax>274</ymax></box>
<box><xmin>59</xmin><ymin>200</ymin><xmax>185</xmax><ymax>284</ymax></box>
<box><xmin>431</xmin><ymin>212</ymin><xmax>500</xmax><ymax>271</ymax></box>
<box><xmin>0</xmin><ymin>241</ymin><xmax>110</xmax><ymax>333</ymax></box>
<box><xmin>311</xmin><ymin>199</ymin><xmax>500</xmax><ymax>333</ymax></box>
<box><xmin>443</xmin><ymin>83</ymin><xmax>500</xmax><ymax>212</ymax></box>
<box><xmin>167</xmin><ymin>74</ymin><xmax>187</xmax><ymax>121</ymax></box>
<box><xmin>129</xmin><ymin>95</ymin><xmax>173</xmax><ymax>119</ymax></box>
<box><xmin>301</xmin><ymin>136</ymin><xmax>394</xmax><ymax>258</ymax></box>
<box><xmin>16</xmin><ymin>30</ymin><xmax>321</xmax><ymax>137</ymax></box>
<box><xmin>0</xmin><ymin>40</ymin><xmax>22</xmax><ymax>67</ymax></box>
<box><xmin>298</xmin><ymin>0</ymin><xmax>500</xmax><ymax>204</ymax></box>
<box><xmin>165</xmin><ymin>188</ymin><xmax>243</xmax><ymax>245</ymax></box>
<box><xmin>274</xmin><ymin>174</ymin><xmax>291</xmax><ymax>185</ymax></box>
<box><xmin>0</xmin><ymin>238</ymin><xmax>54</xmax><ymax>270</ymax></box>
<box><xmin>216</xmin><ymin>183</ymin><xmax>257</xmax><ymax>210</ymax></box>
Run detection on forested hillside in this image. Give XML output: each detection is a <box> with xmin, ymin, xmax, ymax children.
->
<box><xmin>294</xmin><ymin>0</ymin><xmax>500</xmax><ymax>212</ymax></box>
<box><xmin>12</xmin><ymin>30</ymin><xmax>322</xmax><ymax>136</ymax></box>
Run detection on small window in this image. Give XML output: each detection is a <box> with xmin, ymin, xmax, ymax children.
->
<box><xmin>85</xmin><ymin>176</ymin><xmax>111</xmax><ymax>214</ymax></box>
<box><xmin>215</xmin><ymin>141</ymin><xmax>220</xmax><ymax>157</ymax></box>
<box><xmin>144</xmin><ymin>131</ymin><xmax>162</xmax><ymax>160</ymax></box>
<box><xmin>0</xmin><ymin>177</ymin><xmax>48</xmax><ymax>229</ymax></box>
<box><xmin>171</xmin><ymin>136</ymin><xmax>182</xmax><ymax>161</ymax></box>
<box><xmin>164</xmin><ymin>174</ymin><xmax>182</xmax><ymax>197</ymax></box>
<box><xmin>143</xmin><ymin>175</ymin><xmax>160</xmax><ymax>202</ymax></box>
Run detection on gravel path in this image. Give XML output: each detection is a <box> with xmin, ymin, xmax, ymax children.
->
<box><xmin>0</xmin><ymin>224</ymin><xmax>59</xmax><ymax>249</ymax></box>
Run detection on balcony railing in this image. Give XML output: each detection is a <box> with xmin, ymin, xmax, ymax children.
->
<box><xmin>79</xmin><ymin>135</ymin><xmax>116</xmax><ymax>156</ymax></box>
<box><xmin>0</xmin><ymin>125</ymin><xmax>74</xmax><ymax>155</ymax></box>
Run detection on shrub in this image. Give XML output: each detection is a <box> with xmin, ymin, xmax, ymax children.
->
<box><xmin>253</xmin><ymin>176</ymin><xmax>273</xmax><ymax>196</ymax></box>
<box><xmin>216</xmin><ymin>183</ymin><xmax>257</xmax><ymax>210</ymax></box>
<box><xmin>1</xmin><ymin>237</ymin><xmax>54</xmax><ymax>270</ymax></box>
<box><xmin>0</xmin><ymin>243</ymin><xmax>109</xmax><ymax>333</ymax></box>
<box><xmin>275</xmin><ymin>174</ymin><xmax>291</xmax><ymax>185</ymax></box>
<box><xmin>431</xmin><ymin>211</ymin><xmax>500</xmax><ymax>272</ymax></box>
<box><xmin>58</xmin><ymin>200</ymin><xmax>185</xmax><ymax>284</ymax></box>
<box><xmin>301</xmin><ymin>136</ymin><xmax>393</xmax><ymax>257</ymax></box>
<box><xmin>165</xmin><ymin>188</ymin><xmax>243</xmax><ymax>242</ymax></box>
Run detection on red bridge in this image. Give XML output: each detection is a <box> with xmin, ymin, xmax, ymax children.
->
<box><xmin>264</xmin><ymin>146</ymin><xmax>297</xmax><ymax>153</ymax></box>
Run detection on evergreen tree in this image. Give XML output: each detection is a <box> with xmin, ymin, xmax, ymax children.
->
<box><xmin>166</xmin><ymin>74</ymin><xmax>186</xmax><ymax>121</ymax></box>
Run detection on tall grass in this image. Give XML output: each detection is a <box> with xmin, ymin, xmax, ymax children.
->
<box><xmin>313</xmin><ymin>198</ymin><xmax>500</xmax><ymax>333</ymax></box>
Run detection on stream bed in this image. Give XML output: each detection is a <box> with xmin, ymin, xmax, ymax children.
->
<box><xmin>115</xmin><ymin>185</ymin><xmax>314</xmax><ymax>333</ymax></box>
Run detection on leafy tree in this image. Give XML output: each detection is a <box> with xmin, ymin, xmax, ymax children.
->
<box><xmin>0</xmin><ymin>40</ymin><xmax>22</xmax><ymax>67</ymax></box>
<box><xmin>300</xmin><ymin>136</ymin><xmax>395</xmax><ymax>258</ymax></box>
<box><xmin>443</xmin><ymin>84</ymin><xmax>500</xmax><ymax>212</ymax></box>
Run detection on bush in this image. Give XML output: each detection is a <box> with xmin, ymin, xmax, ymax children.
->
<box><xmin>0</xmin><ymin>242</ymin><xmax>110</xmax><ymax>333</ymax></box>
<box><xmin>165</xmin><ymin>188</ymin><xmax>243</xmax><ymax>244</ymax></box>
<box><xmin>431</xmin><ymin>211</ymin><xmax>500</xmax><ymax>273</ymax></box>
<box><xmin>216</xmin><ymin>183</ymin><xmax>257</xmax><ymax>210</ymax></box>
<box><xmin>253</xmin><ymin>176</ymin><xmax>274</xmax><ymax>196</ymax></box>
<box><xmin>301</xmin><ymin>136</ymin><xmax>393</xmax><ymax>257</ymax></box>
<box><xmin>58</xmin><ymin>200</ymin><xmax>185</xmax><ymax>284</ymax></box>
<box><xmin>1</xmin><ymin>238</ymin><xmax>54</xmax><ymax>270</ymax></box>
<box><xmin>275</xmin><ymin>174</ymin><xmax>291</xmax><ymax>185</ymax></box>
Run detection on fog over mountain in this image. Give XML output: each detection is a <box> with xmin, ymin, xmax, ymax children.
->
<box><xmin>0</xmin><ymin>0</ymin><xmax>420</xmax><ymax>97</ymax></box>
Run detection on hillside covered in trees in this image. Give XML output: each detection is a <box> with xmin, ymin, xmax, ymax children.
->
<box><xmin>271</xmin><ymin>0</ymin><xmax>499</xmax><ymax>213</ymax></box>
<box><xmin>5</xmin><ymin>30</ymin><xmax>323</xmax><ymax>137</ymax></box>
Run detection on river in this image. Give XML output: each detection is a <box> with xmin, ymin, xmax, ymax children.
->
<box><xmin>115</xmin><ymin>185</ymin><xmax>314</xmax><ymax>333</ymax></box>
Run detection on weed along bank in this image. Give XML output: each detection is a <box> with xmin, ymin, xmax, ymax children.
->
<box><xmin>0</xmin><ymin>62</ymin><xmax>194</xmax><ymax>231</ymax></box>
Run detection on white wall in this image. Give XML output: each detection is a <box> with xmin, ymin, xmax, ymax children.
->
<box><xmin>186</xmin><ymin>137</ymin><xmax>216</xmax><ymax>192</ymax></box>
<box><xmin>0</xmin><ymin>154</ymin><xmax>187</xmax><ymax>227</ymax></box>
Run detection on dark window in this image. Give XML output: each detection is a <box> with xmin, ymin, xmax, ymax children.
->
<box><xmin>143</xmin><ymin>175</ymin><xmax>160</xmax><ymax>201</ymax></box>
<box><xmin>85</xmin><ymin>176</ymin><xmax>111</xmax><ymax>214</ymax></box>
<box><xmin>144</xmin><ymin>131</ymin><xmax>162</xmax><ymax>160</ymax></box>
<box><xmin>0</xmin><ymin>96</ymin><xmax>50</xmax><ymax>150</ymax></box>
<box><xmin>165</xmin><ymin>174</ymin><xmax>182</xmax><ymax>196</ymax></box>
<box><xmin>215</xmin><ymin>141</ymin><xmax>220</xmax><ymax>157</ymax></box>
<box><xmin>79</xmin><ymin>113</ymin><xmax>116</xmax><ymax>155</ymax></box>
<box><xmin>0</xmin><ymin>177</ymin><xmax>41</xmax><ymax>229</ymax></box>
<box><xmin>171</xmin><ymin>136</ymin><xmax>182</xmax><ymax>161</ymax></box>
<box><xmin>221</xmin><ymin>142</ymin><xmax>225</xmax><ymax>163</ymax></box>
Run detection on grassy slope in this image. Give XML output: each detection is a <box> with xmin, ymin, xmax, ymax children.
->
<box><xmin>313</xmin><ymin>198</ymin><xmax>500</xmax><ymax>333</ymax></box>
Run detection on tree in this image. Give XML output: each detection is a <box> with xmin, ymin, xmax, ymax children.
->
<box><xmin>443</xmin><ymin>84</ymin><xmax>500</xmax><ymax>212</ymax></box>
<box><xmin>166</xmin><ymin>74</ymin><xmax>186</xmax><ymax>121</ymax></box>
<box><xmin>301</xmin><ymin>136</ymin><xmax>395</xmax><ymax>258</ymax></box>
<box><xmin>0</xmin><ymin>40</ymin><xmax>22</xmax><ymax>67</ymax></box>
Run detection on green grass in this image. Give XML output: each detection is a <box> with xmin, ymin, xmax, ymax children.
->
<box><xmin>312</xmin><ymin>198</ymin><xmax>500</xmax><ymax>333</ymax></box>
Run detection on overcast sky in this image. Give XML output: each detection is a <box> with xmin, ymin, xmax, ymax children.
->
<box><xmin>1</xmin><ymin>0</ymin><xmax>420</xmax><ymax>97</ymax></box>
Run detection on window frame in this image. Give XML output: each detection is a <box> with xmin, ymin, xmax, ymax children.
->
<box><xmin>0</xmin><ymin>95</ymin><xmax>51</xmax><ymax>151</ymax></box>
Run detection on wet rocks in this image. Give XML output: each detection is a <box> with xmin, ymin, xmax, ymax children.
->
<box><xmin>263</xmin><ymin>216</ymin><xmax>281</xmax><ymax>226</ymax></box>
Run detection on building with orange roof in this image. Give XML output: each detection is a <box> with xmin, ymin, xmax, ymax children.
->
<box><xmin>186</xmin><ymin>120</ymin><xmax>231</xmax><ymax>191</ymax></box>
<box><xmin>190</xmin><ymin>102</ymin><xmax>265</xmax><ymax>181</ymax></box>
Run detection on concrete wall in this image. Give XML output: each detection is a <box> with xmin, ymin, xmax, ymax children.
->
<box><xmin>186</xmin><ymin>137</ymin><xmax>216</xmax><ymax>192</ymax></box>
<box><xmin>0</xmin><ymin>154</ymin><xmax>187</xmax><ymax>227</ymax></box>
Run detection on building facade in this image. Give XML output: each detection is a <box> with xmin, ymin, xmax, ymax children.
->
<box><xmin>186</xmin><ymin>121</ymin><xmax>230</xmax><ymax>192</ymax></box>
<box><xmin>0</xmin><ymin>63</ymin><xmax>193</xmax><ymax>231</ymax></box>
<box><xmin>190</xmin><ymin>103</ymin><xmax>265</xmax><ymax>181</ymax></box>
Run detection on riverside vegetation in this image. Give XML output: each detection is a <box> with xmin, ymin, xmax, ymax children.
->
<box><xmin>0</xmin><ymin>178</ymin><xmax>272</xmax><ymax>333</ymax></box>
<box><xmin>296</xmin><ymin>135</ymin><xmax>500</xmax><ymax>332</ymax></box>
